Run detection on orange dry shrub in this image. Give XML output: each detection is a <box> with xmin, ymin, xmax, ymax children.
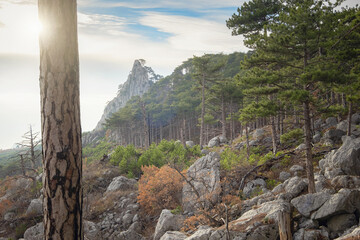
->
<box><xmin>137</xmin><ymin>165</ymin><xmax>183</xmax><ymax>216</ymax></box>
<box><xmin>0</xmin><ymin>199</ymin><xmax>13</xmax><ymax>217</ymax></box>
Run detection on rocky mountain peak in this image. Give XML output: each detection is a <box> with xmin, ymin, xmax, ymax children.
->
<box><xmin>92</xmin><ymin>59</ymin><xmax>162</xmax><ymax>133</ymax></box>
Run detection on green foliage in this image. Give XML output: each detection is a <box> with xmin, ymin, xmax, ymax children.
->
<box><xmin>83</xmin><ymin>140</ymin><xmax>112</xmax><ymax>163</ymax></box>
<box><xmin>257</xmin><ymin>152</ymin><xmax>274</xmax><ymax>166</ymax></box>
<box><xmin>220</xmin><ymin>148</ymin><xmax>246</xmax><ymax>170</ymax></box>
<box><xmin>15</xmin><ymin>223</ymin><xmax>27</xmax><ymax>238</ymax></box>
<box><xmin>266</xmin><ymin>179</ymin><xmax>280</xmax><ymax>190</ymax></box>
<box><xmin>170</xmin><ymin>205</ymin><xmax>182</xmax><ymax>215</ymax></box>
<box><xmin>111</xmin><ymin>140</ymin><xmax>202</xmax><ymax>178</ymax></box>
<box><xmin>280</xmin><ymin>129</ymin><xmax>304</xmax><ymax>147</ymax></box>
<box><xmin>280</xmin><ymin>155</ymin><xmax>291</xmax><ymax>167</ymax></box>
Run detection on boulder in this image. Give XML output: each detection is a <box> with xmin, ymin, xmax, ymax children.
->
<box><xmin>236</xmin><ymin>199</ymin><xmax>290</xmax><ymax>223</ymax></box>
<box><xmin>246</xmin><ymin>224</ymin><xmax>279</xmax><ymax>240</ymax></box>
<box><xmin>115</xmin><ymin>228</ymin><xmax>144</xmax><ymax>240</ymax></box>
<box><xmin>283</xmin><ymin>176</ymin><xmax>307</xmax><ymax>198</ymax></box>
<box><xmin>182</xmin><ymin>152</ymin><xmax>221</xmax><ymax>213</ymax></box>
<box><xmin>4</xmin><ymin>212</ymin><xmax>15</xmax><ymax>221</ymax></box>
<box><xmin>311</xmin><ymin>189</ymin><xmax>360</xmax><ymax>220</ymax></box>
<box><xmin>249</xmin><ymin>140</ymin><xmax>259</xmax><ymax>147</ymax></box>
<box><xmin>314</xmin><ymin>119</ymin><xmax>324</xmax><ymax>130</ymax></box>
<box><xmin>313</xmin><ymin>133</ymin><xmax>321</xmax><ymax>143</ymax></box>
<box><xmin>352</xmin><ymin>113</ymin><xmax>360</xmax><ymax>124</ymax></box>
<box><xmin>293</xmin><ymin>228</ymin><xmax>329</xmax><ymax>240</ymax></box>
<box><xmin>153</xmin><ymin>209</ymin><xmax>185</xmax><ymax>240</ymax></box>
<box><xmin>24</xmin><ymin>222</ymin><xmax>43</xmax><ymax>240</ymax></box>
<box><xmin>319</xmin><ymin>137</ymin><xmax>360</xmax><ymax>176</ymax></box>
<box><xmin>208</xmin><ymin>137</ymin><xmax>220</xmax><ymax>148</ymax></box>
<box><xmin>26</xmin><ymin>199</ymin><xmax>43</xmax><ymax>216</ymax></box>
<box><xmin>160</xmin><ymin>231</ymin><xmax>187</xmax><ymax>240</ymax></box>
<box><xmin>289</xmin><ymin>165</ymin><xmax>304</xmax><ymax>173</ymax></box>
<box><xmin>201</xmin><ymin>149</ymin><xmax>209</xmax><ymax>155</ymax></box>
<box><xmin>331</xmin><ymin>175</ymin><xmax>360</xmax><ymax>190</ymax></box>
<box><xmin>186</xmin><ymin>141</ymin><xmax>195</xmax><ymax>148</ymax></box>
<box><xmin>279</xmin><ymin>172</ymin><xmax>291</xmax><ymax>182</ymax></box>
<box><xmin>84</xmin><ymin>221</ymin><xmax>100</xmax><ymax>240</ymax></box>
<box><xmin>243</xmin><ymin>178</ymin><xmax>267</xmax><ymax>198</ymax></box>
<box><xmin>322</xmin><ymin>129</ymin><xmax>346</xmax><ymax>144</ymax></box>
<box><xmin>105</xmin><ymin>176</ymin><xmax>137</xmax><ymax>193</ymax></box>
<box><xmin>253</xmin><ymin>129</ymin><xmax>265</xmax><ymax>140</ymax></box>
<box><xmin>219</xmin><ymin>136</ymin><xmax>228</xmax><ymax>144</ymax></box>
<box><xmin>185</xmin><ymin>226</ymin><xmax>212</xmax><ymax>240</ymax></box>
<box><xmin>325</xmin><ymin>117</ymin><xmax>338</xmax><ymax>127</ymax></box>
<box><xmin>295</xmin><ymin>143</ymin><xmax>306</xmax><ymax>151</ymax></box>
<box><xmin>327</xmin><ymin>213</ymin><xmax>357</xmax><ymax>234</ymax></box>
<box><xmin>291</xmin><ymin>192</ymin><xmax>331</xmax><ymax>217</ymax></box>
<box><xmin>337</xmin><ymin>120</ymin><xmax>356</xmax><ymax>133</ymax></box>
<box><xmin>335</xmin><ymin>226</ymin><xmax>360</xmax><ymax>240</ymax></box>
<box><xmin>234</xmin><ymin>142</ymin><xmax>245</xmax><ymax>150</ymax></box>
<box><xmin>299</xmin><ymin>218</ymin><xmax>319</xmax><ymax>229</ymax></box>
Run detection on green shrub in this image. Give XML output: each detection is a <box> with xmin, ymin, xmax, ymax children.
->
<box><xmin>266</xmin><ymin>179</ymin><xmax>280</xmax><ymax>189</ymax></box>
<box><xmin>220</xmin><ymin>148</ymin><xmax>244</xmax><ymax>170</ymax></box>
<box><xmin>257</xmin><ymin>152</ymin><xmax>274</xmax><ymax>166</ymax></box>
<box><xmin>280</xmin><ymin>128</ymin><xmax>304</xmax><ymax>146</ymax></box>
<box><xmin>83</xmin><ymin>140</ymin><xmax>112</xmax><ymax>163</ymax></box>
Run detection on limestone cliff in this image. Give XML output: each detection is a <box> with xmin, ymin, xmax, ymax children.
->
<box><xmin>83</xmin><ymin>59</ymin><xmax>162</xmax><ymax>145</ymax></box>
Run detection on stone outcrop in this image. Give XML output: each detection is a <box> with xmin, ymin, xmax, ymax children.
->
<box><xmin>319</xmin><ymin>137</ymin><xmax>360</xmax><ymax>177</ymax></box>
<box><xmin>182</xmin><ymin>152</ymin><xmax>221</xmax><ymax>213</ymax></box>
<box><xmin>25</xmin><ymin>198</ymin><xmax>43</xmax><ymax>216</ymax></box>
<box><xmin>153</xmin><ymin>210</ymin><xmax>185</xmax><ymax>240</ymax></box>
<box><xmin>105</xmin><ymin>176</ymin><xmax>137</xmax><ymax>193</ymax></box>
<box><xmin>159</xmin><ymin>231</ymin><xmax>187</xmax><ymax>240</ymax></box>
<box><xmin>83</xmin><ymin>59</ymin><xmax>162</xmax><ymax>145</ymax></box>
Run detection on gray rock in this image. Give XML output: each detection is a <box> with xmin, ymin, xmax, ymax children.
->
<box><xmin>337</xmin><ymin>120</ymin><xmax>356</xmax><ymax>133</ymax></box>
<box><xmin>311</xmin><ymin>189</ymin><xmax>360</xmax><ymax>221</ymax></box>
<box><xmin>24</xmin><ymin>222</ymin><xmax>43</xmax><ymax>240</ymax></box>
<box><xmin>115</xmin><ymin>228</ymin><xmax>144</xmax><ymax>240</ymax></box>
<box><xmin>154</xmin><ymin>209</ymin><xmax>185</xmax><ymax>240</ymax></box>
<box><xmin>201</xmin><ymin>149</ymin><xmax>209</xmax><ymax>155</ymax></box>
<box><xmin>208</xmin><ymin>137</ymin><xmax>220</xmax><ymax>148</ymax></box>
<box><xmin>4</xmin><ymin>212</ymin><xmax>15</xmax><ymax>221</ymax></box>
<box><xmin>293</xmin><ymin>228</ymin><xmax>329</xmax><ymax>240</ymax></box>
<box><xmin>243</xmin><ymin>178</ymin><xmax>267</xmax><ymax>198</ymax></box>
<box><xmin>236</xmin><ymin>199</ymin><xmax>290</xmax><ymax>223</ymax></box>
<box><xmin>249</xmin><ymin>140</ymin><xmax>259</xmax><ymax>147</ymax></box>
<box><xmin>290</xmin><ymin>165</ymin><xmax>304</xmax><ymax>173</ymax></box>
<box><xmin>26</xmin><ymin>199</ymin><xmax>43</xmax><ymax>216</ymax></box>
<box><xmin>295</xmin><ymin>143</ymin><xmax>306</xmax><ymax>151</ymax></box>
<box><xmin>291</xmin><ymin>192</ymin><xmax>331</xmax><ymax>217</ymax></box>
<box><xmin>185</xmin><ymin>226</ymin><xmax>212</xmax><ymax>240</ymax></box>
<box><xmin>335</xmin><ymin>226</ymin><xmax>360</xmax><ymax>240</ymax></box>
<box><xmin>122</xmin><ymin>213</ymin><xmax>134</xmax><ymax>228</ymax></box>
<box><xmin>319</xmin><ymin>137</ymin><xmax>360</xmax><ymax>176</ymax></box>
<box><xmin>279</xmin><ymin>172</ymin><xmax>291</xmax><ymax>182</ymax></box>
<box><xmin>331</xmin><ymin>175</ymin><xmax>360</xmax><ymax>189</ymax></box>
<box><xmin>299</xmin><ymin>218</ymin><xmax>319</xmax><ymax>229</ymax></box>
<box><xmin>323</xmin><ymin>138</ymin><xmax>335</xmax><ymax>147</ymax></box>
<box><xmin>283</xmin><ymin>176</ymin><xmax>307</xmax><ymax>198</ymax></box>
<box><xmin>326</xmin><ymin>117</ymin><xmax>338</xmax><ymax>127</ymax></box>
<box><xmin>84</xmin><ymin>221</ymin><xmax>100</xmax><ymax>240</ymax></box>
<box><xmin>182</xmin><ymin>152</ymin><xmax>221</xmax><ymax>212</ymax></box>
<box><xmin>234</xmin><ymin>142</ymin><xmax>245</xmax><ymax>150</ymax></box>
<box><xmin>253</xmin><ymin>129</ymin><xmax>265</xmax><ymax>140</ymax></box>
<box><xmin>246</xmin><ymin>224</ymin><xmax>279</xmax><ymax>240</ymax></box>
<box><xmin>105</xmin><ymin>176</ymin><xmax>137</xmax><ymax>193</ymax></box>
<box><xmin>160</xmin><ymin>231</ymin><xmax>187</xmax><ymax>240</ymax></box>
<box><xmin>323</xmin><ymin>129</ymin><xmax>346</xmax><ymax>143</ymax></box>
<box><xmin>314</xmin><ymin>119</ymin><xmax>324</xmax><ymax>130</ymax></box>
<box><xmin>186</xmin><ymin>141</ymin><xmax>195</xmax><ymax>148</ymax></box>
<box><xmin>327</xmin><ymin>213</ymin><xmax>357</xmax><ymax>234</ymax></box>
<box><xmin>219</xmin><ymin>136</ymin><xmax>228</xmax><ymax>144</ymax></box>
<box><xmin>313</xmin><ymin>133</ymin><xmax>321</xmax><ymax>143</ymax></box>
<box><xmin>352</xmin><ymin>113</ymin><xmax>360</xmax><ymax>124</ymax></box>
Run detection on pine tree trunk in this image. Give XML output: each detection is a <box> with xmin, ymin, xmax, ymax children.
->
<box><xmin>271</xmin><ymin>116</ymin><xmax>277</xmax><ymax>155</ymax></box>
<box><xmin>245</xmin><ymin>123</ymin><xmax>250</xmax><ymax>160</ymax></box>
<box><xmin>221</xmin><ymin>94</ymin><xmax>226</xmax><ymax>139</ymax></box>
<box><xmin>199</xmin><ymin>74</ymin><xmax>205</xmax><ymax>147</ymax></box>
<box><xmin>303</xmin><ymin>101</ymin><xmax>316</xmax><ymax>193</ymax></box>
<box><xmin>347</xmin><ymin>101</ymin><xmax>353</xmax><ymax>136</ymax></box>
<box><xmin>38</xmin><ymin>0</ymin><xmax>83</xmax><ymax>238</ymax></box>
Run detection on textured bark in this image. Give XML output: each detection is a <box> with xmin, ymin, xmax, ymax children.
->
<box><xmin>278</xmin><ymin>210</ymin><xmax>292</xmax><ymax>240</ymax></box>
<box><xmin>199</xmin><ymin>74</ymin><xmax>205</xmax><ymax>147</ymax></box>
<box><xmin>38</xmin><ymin>0</ymin><xmax>83</xmax><ymax>239</ymax></box>
<box><xmin>303</xmin><ymin>101</ymin><xmax>316</xmax><ymax>193</ymax></box>
<box><xmin>347</xmin><ymin>101</ymin><xmax>353</xmax><ymax>136</ymax></box>
<box><xmin>271</xmin><ymin>116</ymin><xmax>277</xmax><ymax>155</ymax></box>
<box><xmin>221</xmin><ymin>94</ymin><xmax>227</xmax><ymax>139</ymax></box>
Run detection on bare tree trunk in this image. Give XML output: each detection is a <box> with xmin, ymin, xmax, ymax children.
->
<box><xmin>347</xmin><ymin>101</ymin><xmax>353</xmax><ymax>136</ymax></box>
<box><xmin>303</xmin><ymin>101</ymin><xmax>316</xmax><ymax>193</ymax></box>
<box><xmin>140</xmin><ymin>101</ymin><xmax>149</xmax><ymax>148</ymax></box>
<box><xmin>271</xmin><ymin>116</ymin><xmax>277</xmax><ymax>155</ymax></box>
<box><xmin>278</xmin><ymin>210</ymin><xmax>292</xmax><ymax>240</ymax></box>
<box><xmin>38</xmin><ymin>0</ymin><xmax>83</xmax><ymax>238</ymax></box>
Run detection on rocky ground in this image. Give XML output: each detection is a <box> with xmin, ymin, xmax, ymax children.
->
<box><xmin>1</xmin><ymin>114</ymin><xmax>360</xmax><ymax>240</ymax></box>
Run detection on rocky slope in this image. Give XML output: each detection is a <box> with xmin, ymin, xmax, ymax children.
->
<box><xmin>83</xmin><ymin>59</ymin><xmax>162</xmax><ymax>145</ymax></box>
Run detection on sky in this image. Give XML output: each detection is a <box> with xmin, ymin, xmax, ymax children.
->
<box><xmin>0</xmin><ymin>0</ymin><xmax>249</xmax><ymax>149</ymax></box>
<box><xmin>0</xmin><ymin>0</ymin><xmax>358</xmax><ymax>149</ymax></box>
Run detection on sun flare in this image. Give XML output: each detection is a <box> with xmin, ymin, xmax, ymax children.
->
<box><xmin>29</xmin><ymin>20</ymin><xmax>43</xmax><ymax>35</ymax></box>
